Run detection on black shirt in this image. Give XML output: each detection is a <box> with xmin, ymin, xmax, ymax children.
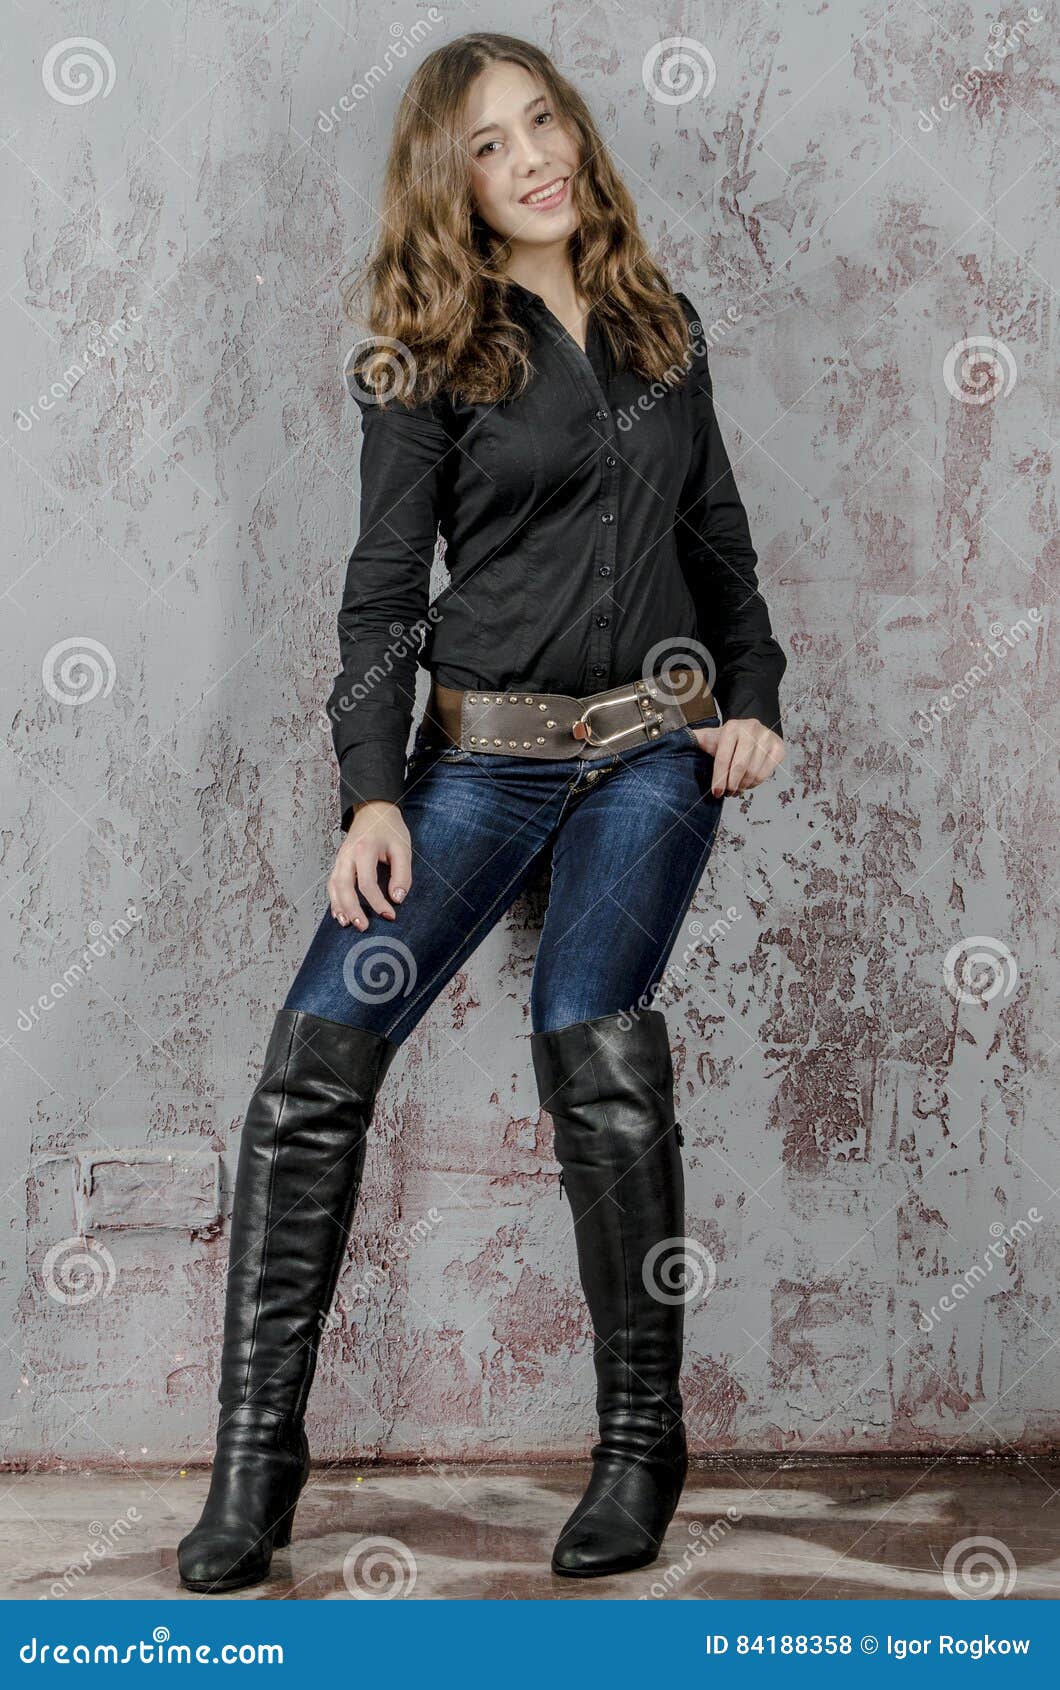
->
<box><xmin>327</xmin><ymin>281</ymin><xmax>787</xmax><ymax>832</ymax></box>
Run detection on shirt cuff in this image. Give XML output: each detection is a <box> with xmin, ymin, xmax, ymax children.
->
<box><xmin>715</xmin><ymin>676</ymin><xmax>784</xmax><ymax>738</ymax></box>
<box><xmin>337</xmin><ymin>743</ymin><xmax>407</xmax><ymax>833</ymax></box>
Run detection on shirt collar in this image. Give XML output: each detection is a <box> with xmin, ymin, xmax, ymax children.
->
<box><xmin>502</xmin><ymin>277</ymin><xmax>542</xmax><ymax>310</ymax></box>
<box><xmin>502</xmin><ymin>277</ymin><xmax>596</xmax><ymax>327</ymax></box>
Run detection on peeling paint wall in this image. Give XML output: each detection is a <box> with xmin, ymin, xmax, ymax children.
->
<box><xmin>3</xmin><ymin>3</ymin><xmax>1056</xmax><ymax>1466</ymax></box>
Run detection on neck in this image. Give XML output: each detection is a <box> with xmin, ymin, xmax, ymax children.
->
<box><xmin>501</xmin><ymin>243</ymin><xmax>581</xmax><ymax>311</ymax></box>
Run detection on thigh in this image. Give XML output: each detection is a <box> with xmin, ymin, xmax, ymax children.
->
<box><xmin>530</xmin><ymin>722</ymin><xmax>725</xmax><ymax>1032</ymax></box>
<box><xmin>285</xmin><ymin>748</ymin><xmax>562</xmax><ymax>1044</ymax></box>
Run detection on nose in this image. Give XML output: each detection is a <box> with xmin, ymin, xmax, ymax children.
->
<box><xmin>512</xmin><ymin>132</ymin><xmax>550</xmax><ymax>175</ymax></box>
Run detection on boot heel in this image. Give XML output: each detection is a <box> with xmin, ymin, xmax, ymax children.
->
<box><xmin>273</xmin><ymin>1498</ymin><xmax>298</xmax><ymax>1548</ymax></box>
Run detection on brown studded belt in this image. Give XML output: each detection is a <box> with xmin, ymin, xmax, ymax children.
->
<box><xmin>419</xmin><ymin>667</ymin><xmax>717</xmax><ymax>763</ymax></box>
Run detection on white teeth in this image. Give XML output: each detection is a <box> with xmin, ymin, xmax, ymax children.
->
<box><xmin>523</xmin><ymin>178</ymin><xmax>565</xmax><ymax>204</ymax></box>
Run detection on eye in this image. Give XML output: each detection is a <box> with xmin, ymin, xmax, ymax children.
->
<box><xmin>476</xmin><ymin>110</ymin><xmax>555</xmax><ymax>157</ymax></box>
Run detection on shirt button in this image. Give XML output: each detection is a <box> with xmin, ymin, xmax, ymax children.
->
<box><xmin>595</xmin><ymin>614</ymin><xmax>610</xmax><ymax>627</ymax></box>
<box><xmin>605</xmin><ymin>455</ymin><xmax>616</xmax><ymax>467</ymax></box>
<box><xmin>601</xmin><ymin>512</ymin><xmax>614</xmax><ymax>523</ymax></box>
<box><xmin>591</xmin><ymin>665</ymin><xmax>606</xmax><ymax>678</ymax></box>
<box><xmin>598</xmin><ymin>565</ymin><xmax>611</xmax><ymax>576</ymax></box>
<box><xmin>595</xmin><ymin>408</ymin><xmax>607</xmax><ymax>420</ymax></box>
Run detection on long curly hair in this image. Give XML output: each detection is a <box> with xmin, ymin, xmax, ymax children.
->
<box><xmin>341</xmin><ymin>32</ymin><xmax>694</xmax><ymax>410</ymax></box>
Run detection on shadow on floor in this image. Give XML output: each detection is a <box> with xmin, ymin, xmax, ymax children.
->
<box><xmin>4</xmin><ymin>1458</ymin><xmax>1059</xmax><ymax>1600</ymax></box>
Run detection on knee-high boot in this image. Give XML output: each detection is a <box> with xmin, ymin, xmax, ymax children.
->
<box><xmin>177</xmin><ymin>1008</ymin><xmax>399</xmax><ymax>1593</ymax></box>
<box><xmin>530</xmin><ymin>1007</ymin><xmax>688</xmax><ymax>1577</ymax></box>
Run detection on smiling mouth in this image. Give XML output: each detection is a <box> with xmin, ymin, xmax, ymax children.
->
<box><xmin>519</xmin><ymin>176</ymin><xmax>569</xmax><ymax>207</ymax></box>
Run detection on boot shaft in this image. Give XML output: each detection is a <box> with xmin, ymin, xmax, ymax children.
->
<box><xmin>531</xmin><ymin>1009</ymin><xmax>686</xmax><ymax>1437</ymax></box>
<box><xmin>219</xmin><ymin>1009</ymin><xmax>399</xmax><ymax>1421</ymax></box>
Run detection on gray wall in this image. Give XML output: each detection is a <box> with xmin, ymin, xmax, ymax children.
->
<box><xmin>2</xmin><ymin>1</ymin><xmax>1056</xmax><ymax>1467</ymax></box>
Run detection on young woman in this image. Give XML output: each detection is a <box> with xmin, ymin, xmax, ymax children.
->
<box><xmin>178</xmin><ymin>31</ymin><xmax>787</xmax><ymax>1593</ymax></box>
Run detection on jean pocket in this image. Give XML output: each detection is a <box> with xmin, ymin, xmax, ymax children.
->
<box><xmin>408</xmin><ymin>741</ymin><xmax>472</xmax><ymax>768</ymax></box>
<box><xmin>682</xmin><ymin>714</ymin><xmax>721</xmax><ymax>748</ymax></box>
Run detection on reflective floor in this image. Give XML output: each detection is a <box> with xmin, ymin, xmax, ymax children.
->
<box><xmin>3</xmin><ymin>1460</ymin><xmax>1059</xmax><ymax>1600</ymax></box>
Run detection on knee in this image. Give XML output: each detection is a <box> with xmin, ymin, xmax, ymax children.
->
<box><xmin>530</xmin><ymin>999</ymin><xmax>583</xmax><ymax>1037</ymax></box>
<box><xmin>530</xmin><ymin>991</ymin><xmax>633</xmax><ymax>1037</ymax></box>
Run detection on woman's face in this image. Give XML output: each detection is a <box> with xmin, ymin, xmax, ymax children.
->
<box><xmin>465</xmin><ymin>61</ymin><xmax>580</xmax><ymax>253</ymax></box>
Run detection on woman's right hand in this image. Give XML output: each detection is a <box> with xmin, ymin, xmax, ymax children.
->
<box><xmin>328</xmin><ymin>801</ymin><xmax>412</xmax><ymax>928</ymax></box>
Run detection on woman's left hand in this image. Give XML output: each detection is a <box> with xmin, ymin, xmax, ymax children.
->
<box><xmin>689</xmin><ymin>718</ymin><xmax>786</xmax><ymax>796</ymax></box>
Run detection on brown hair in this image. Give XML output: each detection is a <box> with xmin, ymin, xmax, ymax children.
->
<box><xmin>341</xmin><ymin>32</ymin><xmax>693</xmax><ymax>409</ymax></box>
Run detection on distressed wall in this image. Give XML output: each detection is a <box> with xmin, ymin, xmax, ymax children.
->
<box><xmin>2</xmin><ymin>1</ymin><xmax>1056</xmax><ymax>1468</ymax></box>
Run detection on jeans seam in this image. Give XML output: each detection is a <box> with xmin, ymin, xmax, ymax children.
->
<box><xmin>376</xmin><ymin>836</ymin><xmax>555</xmax><ymax>1039</ymax></box>
<box><xmin>636</xmin><ymin>806</ymin><xmax>725</xmax><ymax>1001</ymax></box>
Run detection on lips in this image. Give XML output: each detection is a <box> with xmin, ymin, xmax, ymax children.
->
<box><xmin>519</xmin><ymin>175</ymin><xmax>569</xmax><ymax>207</ymax></box>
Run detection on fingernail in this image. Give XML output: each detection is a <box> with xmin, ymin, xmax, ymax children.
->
<box><xmin>392</xmin><ymin>888</ymin><xmax>405</xmax><ymax>901</ymax></box>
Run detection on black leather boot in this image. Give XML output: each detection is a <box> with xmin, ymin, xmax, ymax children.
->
<box><xmin>531</xmin><ymin>1007</ymin><xmax>689</xmax><ymax>1577</ymax></box>
<box><xmin>178</xmin><ymin>1008</ymin><xmax>398</xmax><ymax>1593</ymax></box>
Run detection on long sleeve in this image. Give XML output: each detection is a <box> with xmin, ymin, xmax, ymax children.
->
<box><xmin>673</xmin><ymin>293</ymin><xmax>787</xmax><ymax>736</ymax></box>
<box><xmin>326</xmin><ymin>390</ymin><xmax>452</xmax><ymax>832</ymax></box>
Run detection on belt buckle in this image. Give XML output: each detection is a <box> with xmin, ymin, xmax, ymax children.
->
<box><xmin>571</xmin><ymin>682</ymin><xmax>662</xmax><ymax>748</ymax></box>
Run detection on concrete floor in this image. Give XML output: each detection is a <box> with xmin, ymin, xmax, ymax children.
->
<box><xmin>2</xmin><ymin>1460</ymin><xmax>1059</xmax><ymax>1600</ymax></box>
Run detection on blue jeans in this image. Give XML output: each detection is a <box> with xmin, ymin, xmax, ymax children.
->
<box><xmin>284</xmin><ymin>715</ymin><xmax>724</xmax><ymax>1042</ymax></box>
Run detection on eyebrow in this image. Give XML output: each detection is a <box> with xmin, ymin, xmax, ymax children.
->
<box><xmin>468</xmin><ymin>94</ymin><xmax>546</xmax><ymax>144</ymax></box>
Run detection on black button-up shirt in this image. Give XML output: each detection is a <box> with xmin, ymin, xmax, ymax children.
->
<box><xmin>327</xmin><ymin>282</ymin><xmax>787</xmax><ymax>831</ymax></box>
